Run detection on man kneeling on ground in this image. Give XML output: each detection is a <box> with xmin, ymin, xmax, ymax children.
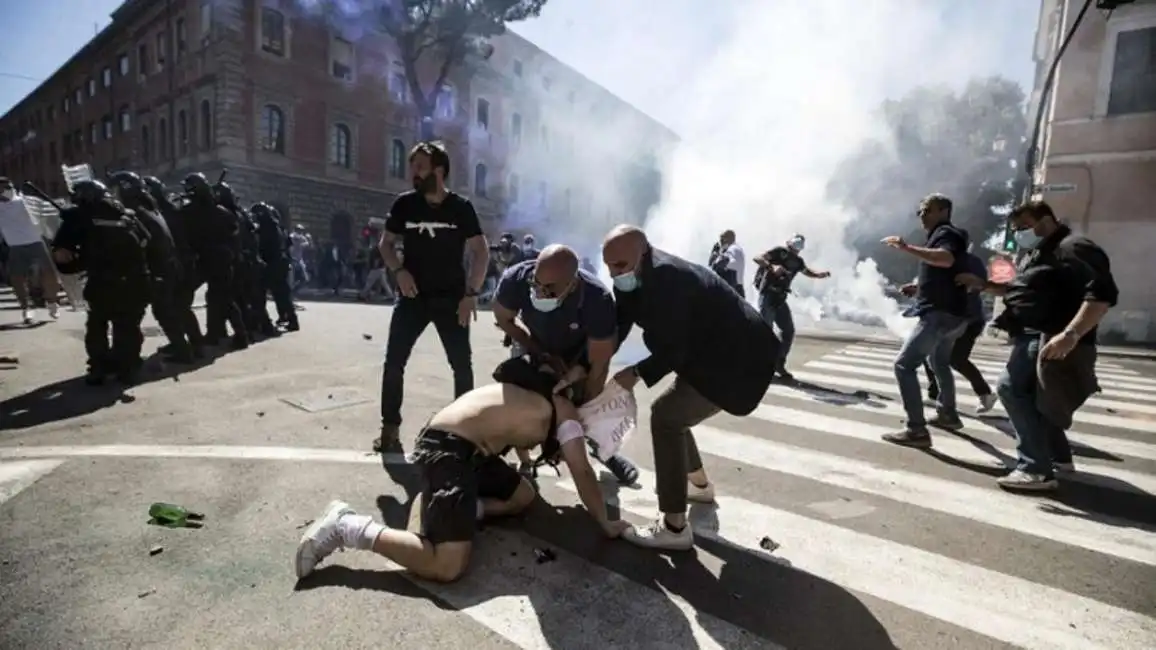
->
<box><xmin>294</xmin><ymin>356</ymin><xmax>632</xmax><ymax>583</ymax></box>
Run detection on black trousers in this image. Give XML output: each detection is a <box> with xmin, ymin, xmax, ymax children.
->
<box><xmin>264</xmin><ymin>261</ymin><xmax>297</xmax><ymax>326</ymax></box>
<box><xmin>149</xmin><ymin>276</ymin><xmax>192</xmax><ymax>354</ymax></box>
<box><xmin>172</xmin><ymin>263</ymin><xmax>204</xmax><ymax>347</ymax></box>
<box><xmin>236</xmin><ymin>261</ymin><xmax>273</xmax><ymax>333</ymax></box>
<box><xmin>925</xmin><ymin>319</ymin><xmax>992</xmax><ymax>398</ymax></box>
<box><xmin>84</xmin><ymin>279</ymin><xmax>148</xmax><ymax>375</ymax></box>
<box><xmin>204</xmin><ymin>260</ymin><xmax>247</xmax><ymax>341</ymax></box>
<box><xmin>380</xmin><ymin>296</ymin><xmax>473</xmax><ymax>427</ymax></box>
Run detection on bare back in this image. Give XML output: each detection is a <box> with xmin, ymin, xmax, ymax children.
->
<box><xmin>427</xmin><ymin>383</ymin><xmax>553</xmax><ymax>455</ymax></box>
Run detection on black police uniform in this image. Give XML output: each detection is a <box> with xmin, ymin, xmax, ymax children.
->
<box><xmin>252</xmin><ymin>203</ymin><xmax>299</xmax><ymax>330</ymax></box>
<box><xmin>180</xmin><ymin>175</ymin><xmax>248</xmax><ymax>348</ymax></box>
<box><xmin>379</xmin><ymin>191</ymin><xmax>482</xmax><ymax>445</ymax></box>
<box><xmin>145</xmin><ymin>176</ymin><xmax>204</xmax><ymax>349</ymax></box>
<box><xmin>52</xmin><ymin>185</ymin><xmax>152</xmax><ymax>383</ymax></box>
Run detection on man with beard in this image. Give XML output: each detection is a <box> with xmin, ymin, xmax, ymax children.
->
<box><xmin>374</xmin><ymin>141</ymin><xmax>490</xmax><ymax>454</ymax></box>
<box><xmin>181</xmin><ymin>173</ymin><xmax>248</xmax><ymax>350</ymax></box>
<box><xmin>602</xmin><ymin>225</ymin><xmax>779</xmax><ymax>551</ymax></box>
<box><xmin>879</xmin><ymin>193</ymin><xmax>970</xmax><ymax>448</ymax></box>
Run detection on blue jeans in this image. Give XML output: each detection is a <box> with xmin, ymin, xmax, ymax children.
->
<box><xmin>996</xmin><ymin>335</ymin><xmax>1073</xmax><ymax>477</ymax></box>
<box><xmin>759</xmin><ymin>295</ymin><xmax>794</xmax><ymax>371</ymax></box>
<box><xmin>894</xmin><ymin>311</ymin><xmax>967</xmax><ymax>429</ymax></box>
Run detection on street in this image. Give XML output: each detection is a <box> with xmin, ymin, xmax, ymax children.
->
<box><xmin>1</xmin><ymin>296</ymin><xmax>1155</xmax><ymax>650</ymax></box>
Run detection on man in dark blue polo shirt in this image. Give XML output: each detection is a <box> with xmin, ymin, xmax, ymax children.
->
<box><xmin>880</xmin><ymin>193</ymin><xmax>971</xmax><ymax>448</ymax></box>
<box><xmin>493</xmin><ymin>244</ymin><xmax>639</xmax><ymax>483</ymax></box>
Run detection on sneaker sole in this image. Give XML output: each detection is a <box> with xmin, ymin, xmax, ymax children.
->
<box><xmin>997</xmin><ymin>480</ymin><xmax>1058</xmax><ymax>492</ymax></box>
<box><xmin>294</xmin><ymin>500</ymin><xmax>349</xmax><ymax>579</ymax></box>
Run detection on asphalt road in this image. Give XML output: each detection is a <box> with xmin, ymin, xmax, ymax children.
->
<box><xmin>1</xmin><ymin>296</ymin><xmax>1154</xmax><ymax>650</ymax></box>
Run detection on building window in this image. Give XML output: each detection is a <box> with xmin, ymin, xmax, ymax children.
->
<box><xmin>513</xmin><ymin>60</ymin><xmax>523</xmax><ymax>77</ymax></box>
<box><xmin>47</xmin><ymin>106</ymin><xmax>55</xmax><ymax>123</ymax></box>
<box><xmin>89</xmin><ymin>122</ymin><xmax>97</xmax><ymax>144</ymax></box>
<box><xmin>331</xmin><ymin>36</ymin><xmax>354</xmax><ymax>80</ymax></box>
<box><xmin>48</xmin><ymin>142</ymin><xmax>57</xmax><ymax>165</ymax></box>
<box><xmin>102</xmin><ymin>116</ymin><xmax>113</xmax><ymax>140</ymax></box>
<box><xmin>119</xmin><ymin>106</ymin><xmax>131</xmax><ymax>132</ymax></box>
<box><xmin>137</xmin><ymin>43</ymin><xmax>148</xmax><ymax>77</ymax></box>
<box><xmin>75</xmin><ymin>88</ymin><xmax>83</xmax><ymax>105</ymax></box>
<box><xmin>118</xmin><ymin>53</ymin><xmax>129</xmax><ymax>76</ymax></box>
<box><xmin>389</xmin><ymin>64</ymin><xmax>408</xmax><ymax>102</ymax></box>
<box><xmin>200</xmin><ymin>1</ymin><xmax>213</xmax><ymax>40</ymax></box>
<box><xmin>176</xmin><ymin>18</ymin><xmax>187</xmax><ymax>57</ymax></box>
<box><xmin>261</xmin><ymin>7</ymin><xmax>287</xmax><ymax>57</ymax></box>
<box><xmin>475</xmin><ymin>98</ymin><xmax>489</xmax><ymax>129</ymax></box>
<box><xmin>178</xmin><ymin>110</ymin><xmax>188</xmax><ymax>154</ymax></box>
<box><xmin>260</xmin><ymin>104</ymin><xmax>285</xmax><ymax>153</ymax></box>
<box><xmin>199</xmin><ymin>100</ymin><xmax>212</xmax><ymax>149</ymax></box>
<box><xmin>158</xmin><ymin>118</ymin><xmax>169</xmax><ymax>158</ymax></box>
<box><xmin>63</xmin><ymin>96</ymin><xmax>70</xmax><ymax>114</ymax></box>
<box><xmin>510</xmin><ymin>113</ymin><xmax>522</xmax><ymax>144</ymax></box>
<box><xmin>87</xmin><ymin>78</ymin><xmax>96</xmax><ymax>97</ymax></box>
<box><xmin>507</xmin><ymin>174</ymin><xmax>519</xmax><ymax>202</ymax></box>
<box><xmin>388</xmin><ymin>138</ymin><xmax>405</xmax><ymax>178</ymax></box>
<box><xmin>102</xmin><ymin>67</ymin><xmax>112</xmax><ymax>88</ymax></box>
<box><xmin>474</xmin><ymin>163</ymin><xmax>488</xmax><ymax>197</ymax></box>
<box><xmin>435</xmin><ymin>85</ymin><xmax>454</xmax><ymax>119</ymax></box>
<box><xmin>330</xmin><ymin>123</ymin><xmax>351</xmax><ymax>167</ymax></box>
<box><xmin>141</xmin><ymin>124</ymin><xmax>151</xmax><ymax>163</ymax></box>
<box><xmin>156</xmin><ymin>32</ymin><xmax>167</xmax><ymax>71</ymax></box>
<box><xmin>1107</xmin><ymin>27</ymin><xmax>1156</xmax><ymax>117</ymax></box>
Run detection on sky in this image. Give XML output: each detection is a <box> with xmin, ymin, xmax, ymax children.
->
<box><xmin>0</xmin><ymin>0</ymin><xmax>1040</xmax><ymax>128</ymax></box>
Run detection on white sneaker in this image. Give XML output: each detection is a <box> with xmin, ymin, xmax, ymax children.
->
<box><xmin>48</xmin><ymin>303</ymin><xmax>59</xmax><ymax>319</ymax></box>
<box><xmin>295</xmin><ymin>500</ymin><xmax>355</xmax><ymax>579</ymax></box>
<box><xmin>996</xmin><ymin>469</ymin><xmax>1058</xmax><ymax>492</ymax></box>
<box><xmin>21</xmin><ymin>308</ymin><xmax>35</xmax><ymax>324</ymax></box>
<box><xmin>622</xmin><ymin>516</ymin><xmax>694</xmax><ymax>551</ymax></box>
<box><xmin>977</xmin><ymin>394</ymin><xmax>998</xmax><ymax>413</ymax></box>
<box><xmin>688</xmin><ymin>481</ymin><xmax>716</xmax><ymax>503</ymax></box>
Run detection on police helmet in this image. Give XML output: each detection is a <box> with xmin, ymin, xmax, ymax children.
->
<box><xmin>182</xmin><ymin>173</ymin><xmax>212</xmax><ymax>195</ymax></box>
<box><xmin>70</xmin><ymin>180</ymin><xmax>110</xmax><ymax>206</ymax></box>
<box><xmin>108</xmin><ymin>170</ymin><xmax>146</xmax><ymax>196</ymax></box>
<box><xmin>250</xmin><ymin>202</ymin><xmax>274</xmax><ymax>220</ymax></box>
<box><xmin>214</xmin><ymin>181</ymin><xmax>236</xmax><ymax>205</ymax></box>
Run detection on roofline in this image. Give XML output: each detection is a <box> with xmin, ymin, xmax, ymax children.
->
<box><xmin>0</xmin><ymin>1</ymin><xmax>144</xmax><ymax>125</ymax></box>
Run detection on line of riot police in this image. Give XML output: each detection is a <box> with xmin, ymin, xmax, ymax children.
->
<box><xmin>50</xmin><ymin>172</ymin><xmax>300</xmax><ymax>385</ymax></box>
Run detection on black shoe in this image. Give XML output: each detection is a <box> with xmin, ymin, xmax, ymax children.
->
<box><xmin>84</xmin><ymin>371</ymin><xmax>106</xmax><ymax>386</ymax></box>
<box><xmin>229</xmin><ymin>335</ymin><xmax>250</xmax><ymax>351</ymax></box>
<box><xmin>604</xmin><ymin>455</ymin><xmax>640</xmax><ymax>485</ymax></box>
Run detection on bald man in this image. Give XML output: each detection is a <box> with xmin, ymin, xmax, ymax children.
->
<box><xmin>494</xmin><ymin>244</ymin><xmax>640</xmax><ymax>484</ymax></box>
<box><xmin>603</xmin><ymin>225</ymin><xmax>779</xmax><ymax>551</ymax></box>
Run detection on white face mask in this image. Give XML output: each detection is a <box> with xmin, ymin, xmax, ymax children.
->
<box><xmin>1015</xmin><ymin>229</ymin><xmax>1043</xmax><ymax>250</ymax></box>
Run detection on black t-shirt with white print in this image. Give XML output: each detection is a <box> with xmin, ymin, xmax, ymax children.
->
<box><xmin>385</xmin><ymin>191</ymin><xmax>482</xmax><ymax>298</ymax></box>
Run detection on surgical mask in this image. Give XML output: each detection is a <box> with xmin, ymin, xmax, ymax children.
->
<box><xmin>530</xmin><ymin>293</ymin><xmax>560</xmax><ymax>313</ymax></box>
<box><xmin>612</xmin><ymin>271</ymin><xmax>641</xmax><ymax>292</ymax></box>
<box><xmin>788</xmin><ymin>236</ymin><xmax>805</xmax><ymax>252</ymax></box>
<box><xmin>1015</xmin><ymin>229</ymin><xmax>1043</xmax><ymax>249</ymax></box>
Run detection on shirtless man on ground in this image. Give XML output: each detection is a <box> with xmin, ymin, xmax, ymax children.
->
<box><xmin>294</xmin><ymin>358</ymin><xmax>632</xmax><ymax>583</ymax></box>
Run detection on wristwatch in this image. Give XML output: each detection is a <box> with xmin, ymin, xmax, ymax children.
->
<box><xmin>465</xmin><ymin>288</ymin><xmax>480</xmax><ymax>298</ymax></box>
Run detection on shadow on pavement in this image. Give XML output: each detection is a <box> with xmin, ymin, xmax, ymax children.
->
<box><xmin>299</xmin><ymin>498</ymin><xmax>897</xmax><ymax>650</ymax></box>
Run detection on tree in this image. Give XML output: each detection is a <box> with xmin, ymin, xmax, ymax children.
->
<box><xmin>828</xmin><ymin>76</ymin><xmax>1028</xmax><ymax>282</ymax></box>
<box><xmin>377</xmin><ymin>0</ymin><xmax>550</xmax><ymax>139</ymax></box>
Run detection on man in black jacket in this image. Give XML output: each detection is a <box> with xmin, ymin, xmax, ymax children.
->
<box><xmin>601</xmin><ymin>225</ymin><xmax>779</xmax><ymax>551</ymax></box>
<box><xmin>181</xmin><ymin>173</ymin><xmax>248</xmax><ymax>349</ymax></box>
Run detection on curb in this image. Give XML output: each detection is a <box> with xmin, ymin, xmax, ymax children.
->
<box><xmin>794</xmin><ymin>329</ymin><xmax>1156</xmax><ymax>362</ymax></box>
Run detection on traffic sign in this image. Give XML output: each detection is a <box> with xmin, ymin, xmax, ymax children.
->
<box><xmin>989</xmin><ymin>257</ymin><xmax>1016</xmax><ymax>284</ymax></box>
<box><xmin>1037</xmin><ymin>182</ymin><xmax>1077</xmax><ymax>194</ymax></box>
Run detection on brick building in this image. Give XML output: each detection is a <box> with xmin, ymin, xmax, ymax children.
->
<box><xmin>1029</xmin><ymin>0</ymin><xmax>1156</xmax><ymax>342</ymax></box>
<box><xmin>0</xmin><ymin>0</ymin><xmax>675</xmax><ymax>251</ymax></box>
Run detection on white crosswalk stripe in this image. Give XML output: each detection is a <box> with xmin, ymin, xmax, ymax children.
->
<box><xmin>3</xmin><ymin>342</ymin><xmax>1154</xmax><ymax>649</ymax></box>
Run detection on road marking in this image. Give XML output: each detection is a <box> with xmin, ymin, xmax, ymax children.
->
<box><xmin>0</xmin><ymin>444</ymin><xmax>409</xmax><ymax>465</ymax></box>
<box><xmin>556</xmin><ymin>469</ymin><xmax>1156</xmax><ymax>650</ymax></box>
<box><xmin>375</xmin><ymin>526</ymin><xmax>776</xmax><ymax>650</ymax></box>
<box><xmin>788</xmin><ymin>369</ymin><xmax>1156</xmax><ymax>434</ymax></box>
<box><xmin>690</xmin><ymin>426</ymin><xmax>1156</xmax><ymax>566</ymax></box>
<box><xmin>842</xmin><ymin>346</ymin><xmax>1150</xmax><ymax>383</ymax></box>
<box><xmin>750</xmin><ymin>393</ymin><xmax>1156</xmax><ymax>492</ymax></box>
<box><xmin>0</xmin><ymin>459</ymin><xmax>64</xmax><ymax>506</ymax></box>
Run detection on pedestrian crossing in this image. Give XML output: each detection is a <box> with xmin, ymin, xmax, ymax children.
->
<box><xmin>2</xmin><ymin>341</ymin><xmax>1155</xmax><ymax>649</ymax></box>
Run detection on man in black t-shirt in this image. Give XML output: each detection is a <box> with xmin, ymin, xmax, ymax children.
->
<box><xmin>374</xmin><ymin>141</ymin><xmax>490</xmax><ymax>454</ymax></box>
<box><xmin>879</xmin><ymin>193</ymin><xmax>971</xmax><ymax>449</ymax></box>
<box><xmin>753</xmin><ymin>234</ymin><xmax>830</xmax><ymax>379</ymax></box>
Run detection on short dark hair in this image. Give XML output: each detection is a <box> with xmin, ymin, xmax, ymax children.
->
<box><xmin>921</xmin><ymin>193</ymin><xmax>953</xmax><ymax>216</ymax></box>
<box><xmin>408</xmin><ymin>141</ymin><xmax>451</xmax><ymax>180</ymax></box>
<box><xmin>1009</xmin><ymin>200</ymin><xmax>1056</xmax><ymax>221</ymax></box>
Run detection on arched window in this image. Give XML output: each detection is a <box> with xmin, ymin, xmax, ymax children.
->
<box><xmin>158</xmin><ymin>118</ymin><xmax>169</xmax><ymax>158</ymax></box>
<box><xmin>330</xmin><ymin>123</ymin><xmax>351</xmax><ymax>168</ymax></box>
<box><xmin>177</xmin><ymin>109</ymin><xmax>188</xmax><ymax>154</ymax></box>
<box><xmin>199</xmin><ymin>100</ymin><xmax>212</xmax><ymax>149</ymax></box>
<box><xmin>140</xmin><ymin>124</ymin><xmax>151</xmax><ymax>163</ymax></box>
<box><xmin>260</xmin><ymin>104</ymin><xmax>284</xmax><ymax>153</ymax></box>
<box><xmin>474</xmin><ymin>163</ymin><xmax>487</xmax><ymax>197</ymax></box>
<box><xmin>388</xmin><ymin>138</ymin><xmax>405</xmax><ymax>179</ymax></box>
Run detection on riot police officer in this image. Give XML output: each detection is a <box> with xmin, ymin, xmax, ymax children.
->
<box><xmin>51</xmin><ymin>180</ymin><xmax>152</xmax><ymax>384</ymax></box>
<box><xmin>251</xmin><ymin>202</ymin><xmax>299</xmax><ymax>331</ymax></box>
<box><xmin>108</xmin><ymin>171</ymin><xmax>197</xmax><ymax>363</ymax></box>
<box><xmin>180</xmin><ymin>173</ymin><xmax>248</xmax><ymax>349</ymax></box>
<box><xmin>215</xmin><ymin>182</ymin><xmax>276</xmax><ymax>337</ymax></box>
<box><xmin>144</xmin><ymin>175</ymin><xmax>204</xmax><ymax>353</ymax></box>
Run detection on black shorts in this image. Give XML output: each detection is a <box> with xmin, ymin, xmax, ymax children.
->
<box><xmin>411</xmin><ymin>427</ymin><xmax>524</xmax><ymax>545</ymax></box>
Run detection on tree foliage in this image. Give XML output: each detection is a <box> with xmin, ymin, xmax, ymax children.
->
<box><xmin>377</xmin><ymin>0</ymin><xmax>549</xmax><ymax>134</ymax></box>
<box><xmin>827</xmin><ymin>76</ymin><xmax>1028</xmax><ymax>281</ymax></box>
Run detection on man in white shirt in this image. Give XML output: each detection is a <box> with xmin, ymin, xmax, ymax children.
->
<box><xmin>0</xmin><ymin>177</ymin><xmax>60</xmax><ymax>323</ymax></box>
<box><xmin>709</xmin><ymin>229</ymin><xmax>746</xmax><ymax>298</ymax></box>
